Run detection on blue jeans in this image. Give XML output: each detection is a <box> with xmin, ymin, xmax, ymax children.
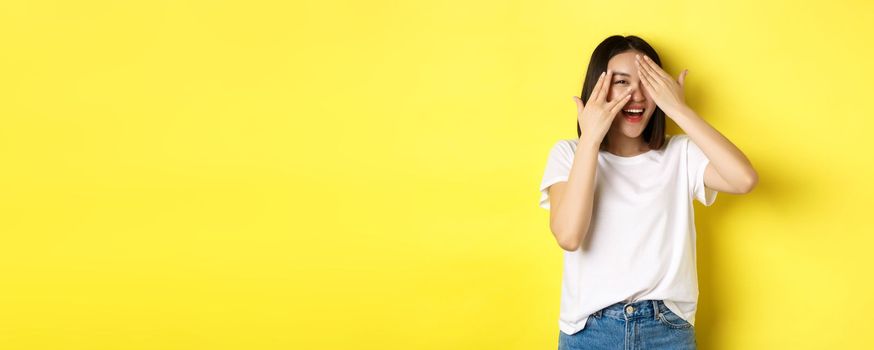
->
<box><xmin>558</xmin><ymin>299</ymin><xmax>696</xmax><ymax>350</ymax></box>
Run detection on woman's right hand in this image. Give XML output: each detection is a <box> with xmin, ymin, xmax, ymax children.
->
<box><xmin>573</xmin><ymin>70</ymin><xmax>633</xmax><ymax>145</ymax></box>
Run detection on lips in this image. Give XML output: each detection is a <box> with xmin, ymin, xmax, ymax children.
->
<box><xmin>621</xmin><ymin>106</ymin><xmax>645</xmax><ymax>119</ymax></box>
<box><xmin>623</xmin><ymin>114</ymin><xmax>643</xmax><ymax>123</ymax></box>
<box><xmin>619</xmin><ymin>104</ymin><xmax>644</xmax><ymax>123</ymax></box>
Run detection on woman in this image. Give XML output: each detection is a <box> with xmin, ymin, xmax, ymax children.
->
<box><xmin>538</xmin><ymin>35</ymin><xmax>758</xmax><ymax>349</ymax></box>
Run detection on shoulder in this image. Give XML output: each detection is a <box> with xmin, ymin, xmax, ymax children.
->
<box><xmin>665</xmin><ymin>133</ymin><xmax>692</xmax><ymax>151</ymax></box>
<box><xmin>548</xmin><ymin>139</ymin><xmax>578</xmax><ymax>157</ymax></box>
<box><xmin>541</xmin><ymin>139</ymin><xmax>579</xmax><ymax>168</ymax></box>
<box><xmin>552</xmin><ymin>138</ymin><xmax>578</xmax><ymax>148</ymax></box>
<box><xmin>667</xmin><ymin>133</ymin><xmax>688</xmax><ymax>144</ymax></box>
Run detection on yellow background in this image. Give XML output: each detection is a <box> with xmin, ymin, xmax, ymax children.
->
<box><xmin>1</xmin><ymin>0</ymin><xmax>872</xmax><ymax>349</ymax></box>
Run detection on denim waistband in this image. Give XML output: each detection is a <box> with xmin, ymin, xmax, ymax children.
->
<box><xmin>593</xmin><ymin>299</ymin><xmax>669</xmax><ymax>321</ymax></box>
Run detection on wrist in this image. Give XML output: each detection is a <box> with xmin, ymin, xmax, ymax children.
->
<box><xmin>664</xmin><ymin>104</ymin><xmax>694</xmax><ymax>121</ymax></box>
<box><xmin>576</xmin><ymin>136</ymin><xmax>602</xmax><ymax>154</ymax></box>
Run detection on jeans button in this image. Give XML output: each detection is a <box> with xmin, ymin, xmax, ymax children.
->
<box><xmin>625</xmin><ymin>306</ymin><xmax>634</xmax><ymax>314</ymax></box>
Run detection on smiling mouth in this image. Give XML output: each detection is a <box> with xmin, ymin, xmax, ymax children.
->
<box><xmin>622</xmin><ymin>108</ymin><xmax>644</xmax><ymax>117</ymax></box>
<box><xmin>621</xmin><ymin>108</ymin><xmax>645</xmax><ymax>123</ymax></box>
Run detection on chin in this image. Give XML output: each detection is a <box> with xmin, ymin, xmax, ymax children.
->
<box><xmin>620</xmin><ymin>129</ymin><xmax>645</xmax><ymax>139</ymax></box>
<box><xmin>620</xmin><ymin>118</ymin><xmax>650</xmax><ymax>138</ymax></box>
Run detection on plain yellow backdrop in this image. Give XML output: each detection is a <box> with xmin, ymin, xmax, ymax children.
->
<box><xmin>1</xmin><ymin>0</ymin><xmax>872</xmax><ymax>349</ymax></box>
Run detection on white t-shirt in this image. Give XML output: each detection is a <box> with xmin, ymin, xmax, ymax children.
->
<box><xmin>538</xmin><ymin>134</ymin><xmax>717</xmax><ymax>336</ymax></box>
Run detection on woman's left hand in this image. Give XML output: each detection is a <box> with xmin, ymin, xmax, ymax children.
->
<box><xmin>635</xmin><ymin>54</ymin><xmax>688</xmax><ymax>116</ymax></box>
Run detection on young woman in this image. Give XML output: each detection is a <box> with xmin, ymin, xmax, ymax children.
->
<box><xmin>538</xmin><ymin>35</ymin><xmax>758</xmax><ymax>349</ymax></box>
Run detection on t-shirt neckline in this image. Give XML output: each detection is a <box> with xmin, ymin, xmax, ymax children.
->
<box><xmin>599</xmin><ymin>148</ymin><xmax>656</xmax><ymax>163</ymax></box>
<box><xmin>585</xmin><ymin>135</ymin><xmax>673</xmax><ymax>164</ymax></box>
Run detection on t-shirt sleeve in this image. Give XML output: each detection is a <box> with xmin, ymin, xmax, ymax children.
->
<box><xmin>539</xmin><ymin>140</ymin><xmax>575</xmax><ymax>210</ymax></box>
<box><xmin>685</xmin><ymin>136</ymin><xmax>718</xmax><ymax>206</ymax></box>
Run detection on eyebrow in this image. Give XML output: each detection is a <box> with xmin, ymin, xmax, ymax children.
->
<box><xmin>612</xmin><ymin>72</ymin><xmax>632</xmax><ymax>77</ymax></box>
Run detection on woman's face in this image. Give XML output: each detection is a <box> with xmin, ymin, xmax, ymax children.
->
<box><xmin>605</xmin><ymin>50</ymin><xmax>657</xmax><ymax>139</ymax></box>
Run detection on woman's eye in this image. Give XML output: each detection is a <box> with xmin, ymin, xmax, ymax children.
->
<box><xmin>613</xmin><ymin>80</ymin><xmax>628</xmax><ymax>85</ymax></box>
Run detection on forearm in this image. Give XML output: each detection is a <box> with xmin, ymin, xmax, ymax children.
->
<box><xmin>669</xmin><ymin>105</ymin><xmax>758</xmax><ymax>191</ymax></box>
<box><xmin>552</xmin><ymin>140</ymin><xmax>599</xmax><ymax>251</ymax></box>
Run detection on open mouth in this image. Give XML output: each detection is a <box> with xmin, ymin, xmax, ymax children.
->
<box><xmin>621</xmin><ymin>108</ymin><xmax>645</xmax><ymax>123</ymax></box>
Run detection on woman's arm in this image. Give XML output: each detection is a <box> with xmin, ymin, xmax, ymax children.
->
<box><xmin>670</xmin><ymin>106</ymin><xmax>758</xmax><ymax>194</ymax></box>
<box><xmin>635</xmin><ymin>54</ymin><xmax>758</xmax><ymax>194</ymax></box>
<box><xmin>550</xmin><ymin>72</ymin><xmax>633</xmax><ymax>252</ymax></box>
<box><xmin>549</xmin><ymin>140</ymin><xmax>600</xmax><ymax>252</ymax></box>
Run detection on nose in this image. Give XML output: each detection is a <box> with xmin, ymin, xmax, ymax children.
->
<box><xmin>629</xmin><ymin>80</ymin><xmax>646</xmax><ymax>102</ymax></box>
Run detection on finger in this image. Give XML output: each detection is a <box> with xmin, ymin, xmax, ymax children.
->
<box><xmin>635</xmin><ymin>54</ymin><xmax>656</xmax><ymax>79</ymax></box>
<box><xmin>573</xmin><ymin>96</ymin><xmax>584</xmax><ymax>112</ymax></box>
<box><xmin>608</xmin><ymin>88</ymin><xmax>633</xmax><ymax>114</ymax></box>
<box><xmin>678</xmin><ymin>69</ymin><xmax>688</xmax><ymax>89</ymax></box>
<box><xmin>635</xmin><ymin>59</ymin><xmax>654</xmax><ymax>87</ymax></box>
<box><xmin>609</xmin><ymin>94</ymin><xmax>632</xmax><ymax>116</ymax></box>
<box><xmin>588</xmin><ymin>71</ymin><xmax>606</xmax><ymax>104</ymax></box>
<box><xmin>637</xmin><ymin>67</ymin><xmax>657</xmax><ymax>98</ymax></box>
<box><xmin>599</xmin><ymin>69</ymin><xmax>612</xmax><ymax>102</ymax></box>
<box><xmin>636</xmin><ymin>56</ymin><xmax>667</xmax><ymax>88</ymax></box>
<box><xmin>641</xmin><ymin>55</ymin><xmax>673</xmax><ymax>81</ymax></box>
<box><xmin>638</xmin><ymin>58</ymin><xmax>668</xmax><ymax>88</ymax></box>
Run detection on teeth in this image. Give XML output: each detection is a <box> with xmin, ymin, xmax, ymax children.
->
<box><xmin>623</xmin><ymin>109</ymin><xmax>643</xmax><ymax>113</ymax></box>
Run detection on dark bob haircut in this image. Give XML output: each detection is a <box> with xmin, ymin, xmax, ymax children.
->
<box><xmin>577</xmin><ymin>35</ymin><xmax>666</xmax><ymax>151</ymax></box>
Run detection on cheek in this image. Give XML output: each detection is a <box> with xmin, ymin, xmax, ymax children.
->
<box><xmin>609</xmin><ymin>84</ymin><xmax>628</xmax><ymax>100</ymax></box>
<box><xmin>644</xmin><ymin>105</ymin><xmax>656</xmax><ymax>119</ymax></box>
<box><xmin>606</xmin><ymin>86</ymin><xmax>617</xmax><ymax>100</ymax></box>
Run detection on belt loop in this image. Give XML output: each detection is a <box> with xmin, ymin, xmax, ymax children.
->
<box><xmin>652</xmin><ymin>300</ymin><xmax>660</xmax><ymax>320</ymax></box>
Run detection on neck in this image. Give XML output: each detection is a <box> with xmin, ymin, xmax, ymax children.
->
<box><xmin>604</xmin><ymin>129</ymin><xmax>649</xmax><ymax>157</ymax></box>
